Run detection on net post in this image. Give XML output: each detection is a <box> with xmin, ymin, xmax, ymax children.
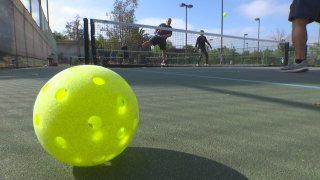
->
<box><xmin>83</xmin><ymin>18</ymin><xmax>90</xmax><ymax>64</ymax></box>
<box><xmin>90</xmin><ymin>19</ymin><xmax>97</xmax><ymax>65</ymax></box>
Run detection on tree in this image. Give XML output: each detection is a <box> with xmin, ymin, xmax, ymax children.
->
<box><xmin>308</xmin><ymin>43</ymin><xmax>320</xmax><ymax>65</ymax></box>
<box><xmin>269</xmin><ymin>28</ymin><xmax>290</xmax><ymax>42</ymax></box>
<box><xmin>125</xmin><ymin>27</ymin><xmax>148</xmax><ymax>49</ymax></box>
<box><xmin>183</xmin><ymin>44</ymin><xmax>196</xmax><ymax>52</ymax></box>
<box><xmin>53</xmin><ymin>31</ymin><xmax>68</xmax><ymax>41</ymax></box>
<box><xmin>109</xmin><ymin>0</ymin><xmax>138</xmax><ymax>23</ymax></box>
<box><xmin>65</xmin><ymin>15</ymin><xmax>83</xmax><ymax>56</ymax></box>
<box><xmin>110</xmin><ymin>0</ymin><xmax>137</xmax><ymax>40</ymax></box>
<box><xmin>96</xmin><ymin>35</ymin><xmax>108</xmax><ymax>49</ymax></box>
<box><xmin>104</xmin><ymin>0</ymin><xmax>143</xmax><ymax>47</ymax></box>
<box><xmin>269</xmin><ymin>28</ymin><xmax>292</xmax><ymax>55</ymax></box>
<box><xmin>65</xmin><ymin>15</ymin><xmax>83</xmax><ymax>41</ymax></box>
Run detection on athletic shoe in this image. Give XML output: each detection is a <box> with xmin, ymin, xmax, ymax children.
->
<box><xmin>161</xmin><ymin>63</ymin><xmax>167</xmax><ymax>66</ymax></box>
<box><xmin>204</xmin><ymin>64</ymin><xmax>209</xmax><ymax>67</ymax></box>
<box><xmin>195</xmin><ymin>63</ymin><xmax>199</xmax><ymax>67</ymax></box>
<box><xmin>280</xmin><ymin>60</ymin><xmax>308</xmax><ymax>73</ymax></box>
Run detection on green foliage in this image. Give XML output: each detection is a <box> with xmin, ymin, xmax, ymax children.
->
<box><xmin>53</xmin><ymin>31</ymin><xmax>68</xmax><ymax>41</ymax></box>
<box><xmin>95</xmin><ymin>36</ymin><xmax>110</xmax><ymax>49</ymax></box>
<box><xmin>308</xmin><ymin>43</ymin><xmax>320</xmax><ymax>66</ymax></box>
<box><xmin>103</xmin><ymin>0</ymin><xmax>146</xmax><ymax>51</ymax></box>
<box><xmin>183</xmin><ymin>44</ymin><xmax>196</xmax><ymax>52</ymax></box>
<box><xmin>110</xmin><ymin>0</ymin><xmax>138</xmax><ymax>23</ymax></box>
<box><xmin>65</xmin><ymin>15</ymin><xmax>83</xmax><ymax>41</ymax></box>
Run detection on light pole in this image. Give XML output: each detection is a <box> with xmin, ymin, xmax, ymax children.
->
<box><xmin>179</xmin><ymin>3</ymin><xmax>193</xmax><ymax>49</ymax></box>
<box><xmin>243</xmin><ymin>33</ymin><xmax>248</xmax><ymax>52</ymax></box>
<box><xmin>255</xmin><ymin>18</ymin><xmax>260</xmax><ymax>63</ymax></box>
<box><xmin>220</xmin><ymin>0</ymin><xmax>224</xmax><ymax>63</ymax></box>
<box><xmin>242</xmin><ymin>33</ymin><xmax>248</xmax><ymax>64</ymax></box>
<box><xmin>221</xmin><ymin>0</ymin><xmax>224</xmax><ymax>51</ymax></box>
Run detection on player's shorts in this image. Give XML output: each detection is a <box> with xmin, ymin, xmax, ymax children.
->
<box><xmin>289</xmin><ymin>0</ymin><xmax>320</xmax><ymax>23</ymax></box>
<box><xmin>149</xmin><ymin>36</ymin><xmax>167</xmax><ymax>50</ymax></box>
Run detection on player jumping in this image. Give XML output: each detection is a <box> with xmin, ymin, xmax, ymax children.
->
<box><xmin>142</xmin><ymin>18</ymin><xmax>172</xmax><ymax>66</ymax></box>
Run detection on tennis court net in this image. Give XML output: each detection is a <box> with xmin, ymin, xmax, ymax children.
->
<box><xmin>85</xmin><ymin>18</ymin><xmax>287</xmax><ymax>66</ymax></box>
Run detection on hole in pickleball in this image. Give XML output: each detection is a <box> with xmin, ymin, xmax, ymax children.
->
<box><xmin>55</xmin><ymin>88</ymin><xmax>67</xmax><ymax>100</ymax></box>
<box><xmin>117</xmin><ymin>127</ymin><xmax>126</xmax><ymax>139</ymax></box>
<box><xmin>92</xmin><ymin>77</ymin><xmax>105</xmax><ymax>85</ymax></box>
<box><xmin>87</xmin><ymin>116</ymin><xmax>102</xmax><ymax>129</ymax></box>
<box><xmin>93</xmin><ymin>155</ymin><xmax>106</xmax><ymax>163</ymax></box>
<box><xmin>119</xmin><ymin>136</ymin><xmax>130</xmax><ymax>146</ymax></box>
<box><xmin>55</xmin><ymin>136</ymin><xmax>67</xmax><ymax>149</ymax></box>
<box><xmin>41</xmin><ymin>83</ymin><xmax>49</xmax><ymax>92</ymax></box>
<box><xmin>132</xmin><ymin>118</ymin><xmax>138</xmax><ymax>129</ymax></box>
<box><xmin>34</xmin><ymin>114</ymin><xmax>40</xmax><ymax>126</ymax></box>
<box><xmin>117</xmin><ymin>96</ymin><xmax>127</xmax><ymax>114</ymax></box>
<box><xmin>73</xmin><ymin>157</ymin><xmax>83</xmax><ymax>164</ymax></box>
<box><xmin>92</xmin><ymin>131</ymin><xmax>103</xmax><ymax>142</ymax></box>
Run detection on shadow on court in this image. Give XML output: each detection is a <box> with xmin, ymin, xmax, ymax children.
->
<box><xmin>180</xmin><ymin>83</ymin><xmax>320</xmax><ymax>112</ymax></box>
<box><xmin>73</xmin><ymin>147</ymin><xmax>248</xmax><ymax>180</ymax></box>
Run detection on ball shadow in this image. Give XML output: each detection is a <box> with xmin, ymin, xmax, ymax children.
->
<box><xmin>73</xmin><ymin>147</ymin><xmax>248</xmax><ymax>180</ymax></box>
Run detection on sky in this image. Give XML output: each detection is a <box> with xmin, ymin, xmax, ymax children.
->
<box><xmin>49</xmin><ymin>0</ymin><xmax>319</xmax><ymax>43</ymax></box>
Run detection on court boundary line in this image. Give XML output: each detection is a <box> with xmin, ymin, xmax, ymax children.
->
<box><xmin>129</xmin><ymin>69</ymin><xmax>320</xmax><ymax>90</ymax></box>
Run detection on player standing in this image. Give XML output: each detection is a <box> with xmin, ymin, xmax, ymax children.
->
<box><xmin>195</xmin><ymin>30</ymin><xmax>212</xmax><ymax>66</ymax></box>
<box><xmin>281</xmin><ymin>0</ymin><xmax>320</xmax><ymax>72</ymax></box>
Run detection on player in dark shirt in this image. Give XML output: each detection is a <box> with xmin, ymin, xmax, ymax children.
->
<box><xmin>142</xmin><ymin>18</ymin><xmax>172</xmax><ymax>66</ymax></box>
<box><xmin>195</xmin><ymin>30</ymin><xmax>212</xmax><ymax>66</ymax></box>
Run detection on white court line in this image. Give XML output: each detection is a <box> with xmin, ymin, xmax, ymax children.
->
<box><xmin>129</xmin><ymin>69</ymin><xmax>320</xmax><ymax>90</ymax></box>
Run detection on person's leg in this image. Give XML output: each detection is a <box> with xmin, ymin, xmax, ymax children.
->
<box><xmin>143</xmin><ymin>36</ymin><xmax>157</xmax><ymax>47</ymax></box>
<box><xmin>292</xmin><ymin>18</ymin><xmax>309</xmax><ymax>62</ymax></box>
<box><xmin>142</xmin><ymin>40</ymin><xmax>152</xmax><ymax>47</ymax></box>
<box><xmin>198</xmin><ymin>51</ymin><xmax>203</xmax><ymax>65</ymax></box>
<box><xmin>204</xmin><ymin>50</ymin><xmax>209</xmax><ymax>65</ymax></box>
<box><xmin>161</xmin><ymin>50</ymin><xmax>166</xmax><ymax>65</ymax></box>
<box><xmin>160</xmin><ymin>39</ymin><xmax>167</xmax><ymax>66</ymax></box>
<box><xmin>281</xmin><ymin>0</ymin><xmax>311</xmax><ymax>72</ymax></box>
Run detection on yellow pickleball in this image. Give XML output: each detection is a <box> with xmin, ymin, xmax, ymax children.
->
<box><xmin>33</xmin><ymin>65</ymin><xmax>139</xmax><ymax>167</ymax></box>
<box><xmin>223</xmin><ymin>12</ymin><xmax>227</xmax><ymax>17</ymax></box>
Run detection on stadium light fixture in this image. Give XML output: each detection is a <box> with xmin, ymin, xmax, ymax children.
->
<box><xmin>179</xmin><ymin>3</ymin><xmax>193</xmax><ymax>49</ymax></box>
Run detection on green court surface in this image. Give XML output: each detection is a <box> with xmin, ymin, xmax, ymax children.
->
<box><xmin>1</xmin><ymin>66</ymin><xmax>320</xmax><ymax>179</ymax></box>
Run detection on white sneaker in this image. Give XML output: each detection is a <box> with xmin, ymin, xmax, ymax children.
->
<box><xmin>280</xmin><ymin>60</ymin><xmax>308</xmax><ymax>73</ymax></box>
<box><xmin>161</xmin><ymin>63</ymin><xmax>167</xmax><ymax>67</ymax></box>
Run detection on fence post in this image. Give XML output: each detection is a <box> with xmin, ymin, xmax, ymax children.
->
<box><xmin>90</xmin><ymin>19</ymin><xmax>97</xmax><ymax>65</ymax></box>
<box><xmin>83</xmin><ymin>18</ymin><xmax>90</xmax><ymax>64</ymax></box>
